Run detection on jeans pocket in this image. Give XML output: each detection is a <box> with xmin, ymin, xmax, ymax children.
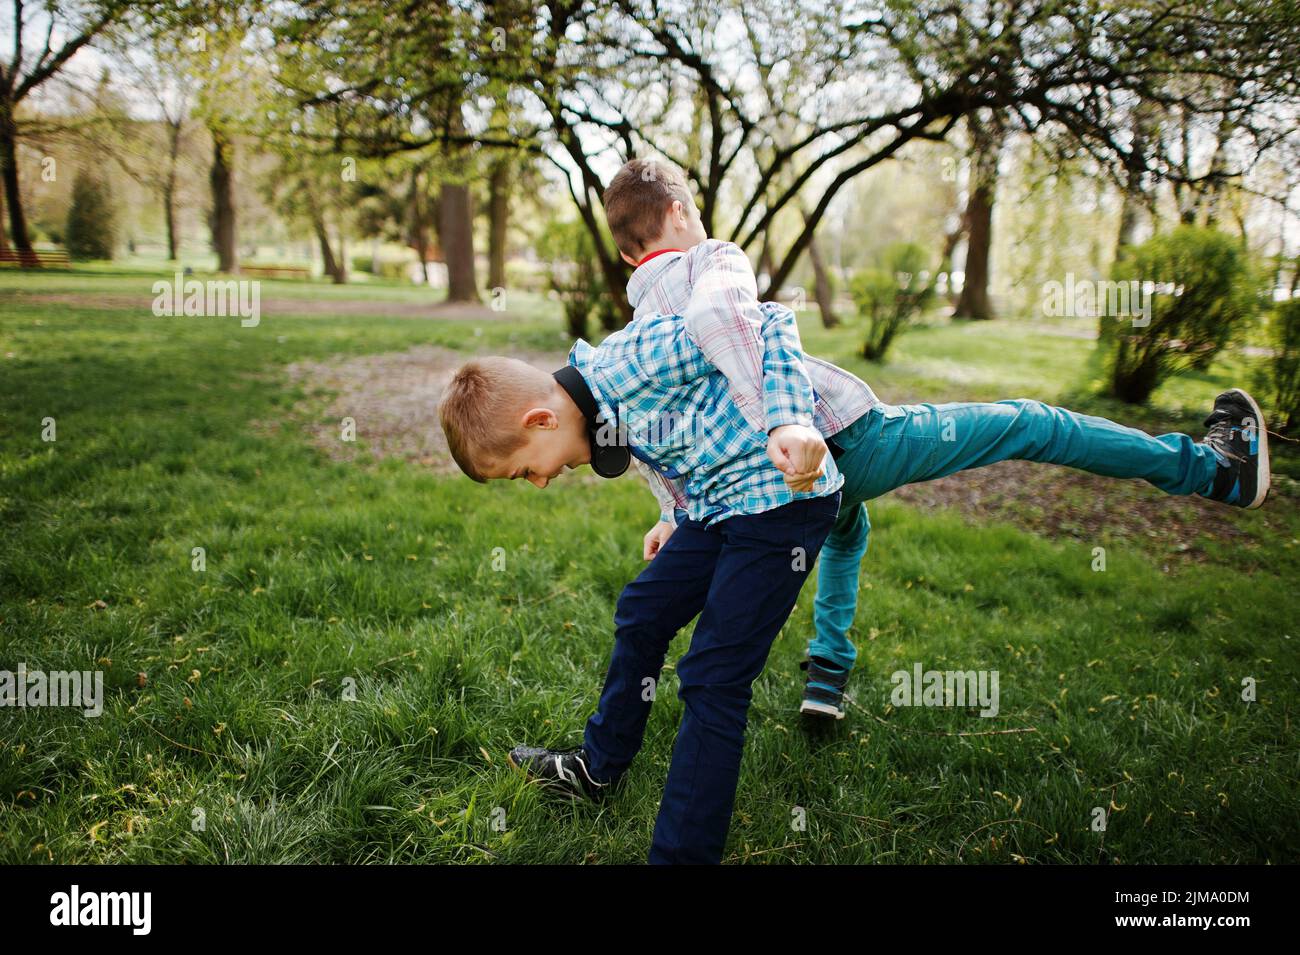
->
<box><xmin>806</xmin><ymin>490</ymin><xmax>842</xmax><ymax>525</ymax></box>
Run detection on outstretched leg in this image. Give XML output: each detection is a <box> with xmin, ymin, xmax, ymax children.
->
<box><xmin>856</xmin><ymin>397</ymin><xmax>1222</xmax><ymax>500</ymax></box>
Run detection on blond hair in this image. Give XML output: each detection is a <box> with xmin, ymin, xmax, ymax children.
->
<box><xmin>603</xmin><ymin>158</ymin><xmax>695</xmax><ymax>259</ymax></box>
<box><xmin>438</xmin><ymin>357</ymin><xmax>554</xmax><ymax>482</ymax></box>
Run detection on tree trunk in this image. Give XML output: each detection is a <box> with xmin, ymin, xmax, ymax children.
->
<box><xmin>1200</xmin><ymin>115</ymin><xmax>1235</xmax><ymax>228</ymax></box>
<box><xmin>954</xmin><ymin>114</ymin><xmax>1003</xmax><ymax>321</ymax></box>
<box><xmin>1115</xmin><ymin>105</ymin><xmax>1154</xmax><ymax>261</ymax></box>
<box><xmin>0</xmin><ymin>181</ymin><xmax>8</xmax><ymax>252</ymax></box>
<box><xmin>163</xmin><ymin>120</ymin><xmax>182</xmax><ymax>261</ymax></box>
<box><xmin>488</xmin><ymin>159</ymin><xmax>509</xmax><ymax>290</ymax></box>
<box><xmin>311</xmin><ymin>205</ymin><xmax>340</xmax><ymax>281</ymax></box>
<box><xmin>0</xmin><ymin>104</ymin><xmax>33</xmax><ymax>258</ymax></box>
<box><xmin>757</xmin><ymin>233</ymin><xmax>775</xmax><ymax>297</ymax></box>
<box><xmin>209</xmin><ymin>127</ymin><xmax>238</xmax><ymax>273</ymax></box>
<box><xmin>938</xmin><ymin>213</ymin><xmax>967</xmax><ymax>305</ymax></box>
<box><xmin>163</xmin><ymin>180</ymin><xmax>178</xmax><ymax>261</ymax></box>
<box><xmin>438</xmin><ymin>97</ymin><xmax>479</xmax><ymax>303</ymax></box>
<box><xmin>438</xmin><ymin>181</ymin><xmax>478</xmax><ymax>301</ymax></box>
<box><xmin>806</xmin><ymin>228</ymin><xmax>838</xmax><ymax>327</ymax></box>
<box><xmin>335</xmin><ymin>225</ymin><xmax>348</xmax><ymax>284</ymax></box>
<box><xmin>406</xmin><ymin>167</ymin><xmax>431</xmax><ymax>283</ymax></box>
<box><xmin>1116</xmin><ymin>189</ymin><xmax>1142</xmax><ymax>256</ymax></box>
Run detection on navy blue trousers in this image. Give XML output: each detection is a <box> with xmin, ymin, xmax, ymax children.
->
<box><xmin>582</xmin><ymin>492</ymin><xmax>841</xmax><ymax>864</ymax></box>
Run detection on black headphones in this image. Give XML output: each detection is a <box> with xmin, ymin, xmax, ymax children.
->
<box><xmin>553</xmin><ymin>365</ymin><xmax>631</xmax><ymax>478</ymax></box>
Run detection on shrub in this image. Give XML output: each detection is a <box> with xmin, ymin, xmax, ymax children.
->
<box><xmin>536</xmin><ymin>219</ymin><xmax>607</xmax><ymax>339</ymax></box>
<box><xmin>1101</xmin><ymin>226</ymin><xmax>1260</xmax><ymax>403</ymax></box>
<box><xmin>1256</xmin><ymin>298</ymin><xmax>1300</xmax><ymax>434</ymax></box>
<box><xmin>65</xmin><ymin>168</ymin><xmax>117</xmax><ymax>260</ymax></box>
<box><xmin>850</xmin><ymin>242</ymin><xmax>935</xmax><ymax>362</ymax></box>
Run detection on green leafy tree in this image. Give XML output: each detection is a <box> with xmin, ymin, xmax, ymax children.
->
<box><xmin>65</xmin><ymin>168</ymin><xmax>117</xmax><ymax>260</ymax></box>
<box><xmin>851</xmin><ymin>242</ymin><xmax>936</xmax><ymax>362</ymax></box>
<box><xmin>1102</xmin><ymin>226</ymin><xmax>1261</xmax><ymax>404</ymax></box>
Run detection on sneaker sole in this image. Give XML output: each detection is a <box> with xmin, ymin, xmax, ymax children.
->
<box><xmin>1227</xmin><ymin>387</ymin><xmax>1270</xmax><ymax>508</ymax></box>
<box><xmin>800</xmin><ymin>699</ymin><xmax>846</xmax><ymax>720</ymax></box>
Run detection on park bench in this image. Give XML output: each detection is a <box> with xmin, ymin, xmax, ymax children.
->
<box><xmin>240</xmin><ymin>264</ymin><xmax>311</xmax><ymax>279</ymax></box>
<box><xmin>0</xmin><ymin>248</ymin><xmax>71</xmax><ymax>268</ymax></box>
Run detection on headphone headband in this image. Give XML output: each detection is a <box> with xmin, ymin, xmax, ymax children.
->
<box><xmin>552</xmin><ymin>366</ymin><xmax>631</xmax><ymax>479</ymax></box>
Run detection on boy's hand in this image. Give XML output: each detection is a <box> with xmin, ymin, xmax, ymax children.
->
<box><xmin>643</xmin><ymin>520</ymin><xmax>675</xmax><ymax>560</ymax></box>
<box><xmin>767</xmin><ymin>424</ymin><xmax>828</xmax><ymax>492</ymax></box>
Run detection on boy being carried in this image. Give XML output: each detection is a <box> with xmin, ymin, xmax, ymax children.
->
<box><xmin>599</xmin><ymin>157</ymin><xmax>1271</xmax><ymax>722</ymax></box>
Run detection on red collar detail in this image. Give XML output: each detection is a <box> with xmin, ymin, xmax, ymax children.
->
<box><xmin>635</xmin><ymin>248</ymin><xmax>685</xmax><ymax>267</ymax></box>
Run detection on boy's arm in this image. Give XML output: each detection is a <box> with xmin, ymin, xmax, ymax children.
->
<box><xmin>682</xmin><ymin>240</ymin><xmax>816</xmax><ymax>433</ymax></box>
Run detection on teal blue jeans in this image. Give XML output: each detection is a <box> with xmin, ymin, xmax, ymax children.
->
<box><xmin>808</xmin><ymin>399</ymin><xmax>1222</xmax><ymax>670</ymax></box>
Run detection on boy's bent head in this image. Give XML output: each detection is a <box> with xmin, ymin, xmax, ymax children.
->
<box><xmin>438</xmin><ymin>356</ymin><xmax>589</xmax><ymax>486</ymax></box>
<box><xmin>603</xmin><ymin>158</ymin><xmax>706</xmax><ymax>265</ymax></box>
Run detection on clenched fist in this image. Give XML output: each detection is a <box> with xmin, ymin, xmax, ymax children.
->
<box><xmin>643</xmin><ymin>520</ymin><xmax>675</xmax><ymax>560</ymax></box>
<box><xmin>767</xmin><ymin>423</ymin><xmax>828</xmax><ymax>492</ymax></box>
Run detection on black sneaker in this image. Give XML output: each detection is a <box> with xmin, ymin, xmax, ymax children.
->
<box><xmin>1201</xmin><ymin>388</ymin><xmax>1270</xmax><ymax>509</ymax></box>
<box><xmin>507</xmin><ymin>744</ymin><xmax>611</xmax><ymax>802</ymax></box>
<box><xmin>799</xmin><ymin>657</ymin><xmax>851</xmax><ymax>720</ymax></box>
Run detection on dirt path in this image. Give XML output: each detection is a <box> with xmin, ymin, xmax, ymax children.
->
<box><xmin>280</xmin><ymin>344</ymin><xmax>571</xmax><ymax>473</ymax></box>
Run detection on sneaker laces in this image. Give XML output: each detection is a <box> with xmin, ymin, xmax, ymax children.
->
<box><xmin>1204</xmin><ymin>419</ymin><xmax>1247</xmax><ymax>464</ymax></box>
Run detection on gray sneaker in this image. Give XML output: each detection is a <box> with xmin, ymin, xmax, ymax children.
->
<box><xmin>799</xmin><ymin>657</ymin><xmax>851</xmax><ymax>720</ymax></box>
<box><xmin>1201</xmin><ymin>388</ymin><xmax>1270</xmax><ymax>509</ymax></box>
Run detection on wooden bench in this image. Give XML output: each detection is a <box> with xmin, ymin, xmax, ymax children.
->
<box><xmin>239</xmin><ymin>264</ymin><xmax>311</xmax><ymax>279</ymax></box>
<box><xmin>0</xmin><ymin>248</ymin><xmax>71</xmax><ymax>268</ymax></box>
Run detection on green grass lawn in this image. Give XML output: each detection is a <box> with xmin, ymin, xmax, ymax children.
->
<box><xmin>1</xmin><ymin>267</ymin><xmax>1296</xmax><ymax>864</ymax></box>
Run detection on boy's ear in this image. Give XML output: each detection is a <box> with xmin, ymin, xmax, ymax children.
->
<box><xmin>521</xmin><ymin>407</ymin><xmax>558</xmax><ymax>430</ymax></box>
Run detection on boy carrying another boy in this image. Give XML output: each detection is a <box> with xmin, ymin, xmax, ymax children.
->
<box><xmin>438</xmin><ymin>243</ymin><xmax>846</xmax><ymax>863</ymax></box>
<box><xmin>438</xmin><ymin>159</ymin><xmax>1270</xmax><ymax>864</ymax></box>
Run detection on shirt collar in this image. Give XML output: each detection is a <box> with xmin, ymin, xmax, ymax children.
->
<box><xmin>625</xmin><ymin>248</ymin><xmax>686</xmax><ymax>310</ymax></box>
<box><xmin>636</xmin><ymin>247</ymin><xmax>684</xmax><ymax>266</ymax></box>
<box><xmin>566</xmin><ymin>340</ymin><xmax>612</xmax><ymax>419</ymax></box>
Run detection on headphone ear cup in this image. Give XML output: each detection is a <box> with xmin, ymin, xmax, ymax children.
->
<box><xmin>590</xmin><ymin>443</ymin><xmax>630</xmax><ymax>478</ymax></box>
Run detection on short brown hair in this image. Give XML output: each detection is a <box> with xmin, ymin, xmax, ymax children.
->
<box><xmin>438</xmin><ymin>357</ymin><xmax>553</xmax><ymax>482</ymax></box>
<box><xmin>603</xmin><ymin>158</ymin><xmax>695</xmax><ymax>259</ymax></box>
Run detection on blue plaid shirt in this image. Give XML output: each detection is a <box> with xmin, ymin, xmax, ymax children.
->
<box><xmin>567</xmin><ymin>310</ymin><xmax>843</xmax><ymax>526</ymax></box>
<box><xmin>624</xmin><ymin>240</ymin><xmax>879</xmax><ymax>525</ymax></box>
